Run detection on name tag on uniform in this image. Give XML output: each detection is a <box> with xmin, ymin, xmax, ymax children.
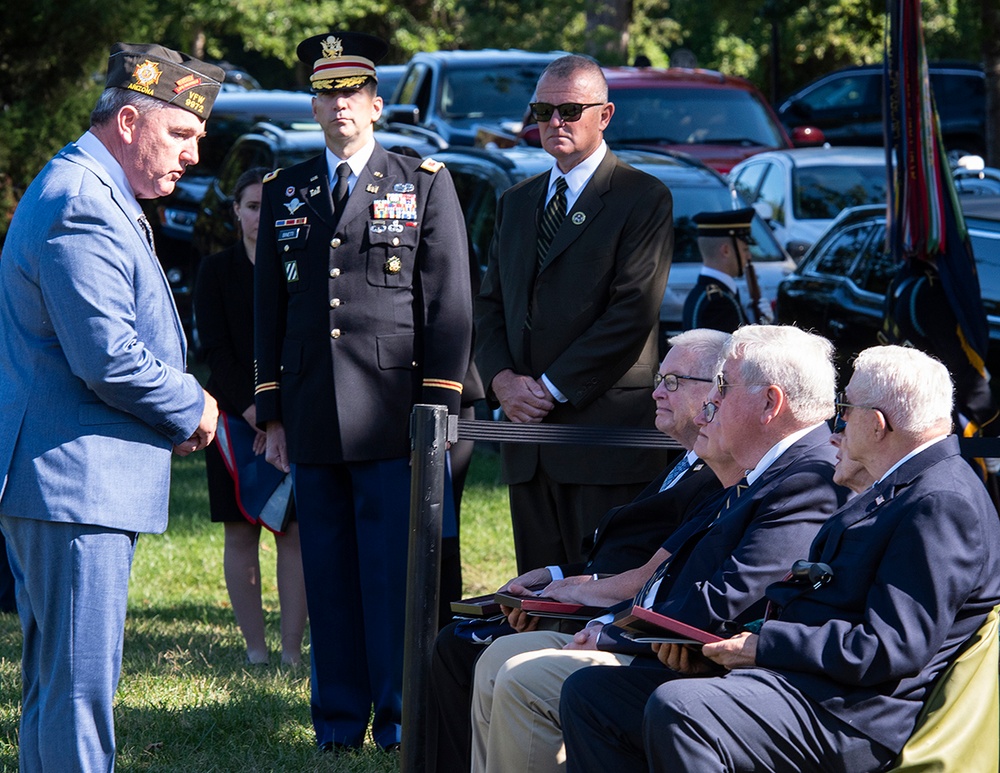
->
<box><xmin>278</xmin><ymin>227</ymin><xmax>300</xmax><ymax>241</ymax></box>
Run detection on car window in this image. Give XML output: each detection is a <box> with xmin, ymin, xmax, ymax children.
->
<box><xmin>604</xmin><ymin>87</ymin><xmax>786</xmax><ymax>147</ymax></box>
<box><xmin>439</xmin><ymin>65</ymin><xmax>548</xmax><ymax>120</ymax></box>
<box><xmin>219</xmin><ymin>140</ymin><xmax>272</xmax><ymax>197</ymax></box>
<box><xmin>847</xmin><ymin>224</ymin><xmax>896</xmax><ymax>294</ymax></box>
<box><xmin>931</xmin><ymin>72</ymin><xmax>984</xmax><ymax>118</ymax></box>
<box><xmin>397</xmin><ymin>63</ymin><xmax>431</xmax><ymax>113</ymax></box>
<box><xmin>450</xmin><ymin>166</ymin><xmax>505</xmax><ymax>274</ymax></box>
<box><xmin>797</xmin><ymin>73</ymin><xmax>878</xmax><ymax>112</ymax></box>
<box><xmin>970</xmin><ymin>225</ymin><xmax>1000</xmax><ymax>304</ymax></box>
<box><xmin>810</xmin><ymin>222</ymin><xmax>874</xmax><ymax>276</ymax></box>
<box><xmin>731</xmin><ymin>162</ymin><xmax>767</xmax><ymax>204</ymax></box>
<box><xmin>793</xmin><ymin>164</ymin><xmax>888</xmax><ymax>220</ymax></box>
<box><xmin>667</xmin><ymin>185</ymin><xmax>741</xmax><ymax>263</ymax></box>
<box><xmin>755</xmin><ymin>163</ymin><xmax>786</xmax><ymax>225</ymax></box>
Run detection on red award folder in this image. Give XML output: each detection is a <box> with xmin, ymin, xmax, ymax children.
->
<box><xmin>494</xmin><ymin>591</ymin><xmax>604</xmax><ymax>620</ymax></box>
<box><xmin>614</xmin><ymin>605</ymin><xmax>723</xmax><ymax>645</ymax></box>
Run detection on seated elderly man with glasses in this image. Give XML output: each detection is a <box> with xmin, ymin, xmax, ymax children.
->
<box><xmin>562</xmin><ymin>344</ymin><xmax>1000</xmax><ymax>773</ymax></box>
<box><xmin>467</xmin><ymin>324</ymin><xmax>847</xmax><ymax>773</ymax></box>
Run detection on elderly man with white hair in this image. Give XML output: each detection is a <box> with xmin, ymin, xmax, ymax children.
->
<box><xmin>561</xmin><ymin>344</ymin><xmax>1000</xmax><ymax>773</ymax></box>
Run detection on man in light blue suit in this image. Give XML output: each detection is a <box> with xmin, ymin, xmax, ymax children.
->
<box><xmin>0</xmin><ymin>43</ymin><xmax>223</xmax><ymax>772</ymax></box>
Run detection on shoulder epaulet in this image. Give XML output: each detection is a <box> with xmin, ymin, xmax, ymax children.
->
<box><xmin>419</xmin><ymin>158</ymin><xmax>445</xmax><ymax>174</ymax></box>
<box><xmin>262</xmin><ymin>168</ymin><xmax>283</xmax><ymax>183</ymax></box>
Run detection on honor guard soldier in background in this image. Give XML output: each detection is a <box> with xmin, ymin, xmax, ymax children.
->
<box><xmin>253</xmin><ymin>30</ymin><xmax>472</xmax><ymax>753</ymax></box>
<box><xmin>682</xmin><ymin>208</ymin><xmax>758</xmax><ymax>333</ymax></box>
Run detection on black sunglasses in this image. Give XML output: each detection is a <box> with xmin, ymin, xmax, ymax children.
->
<box><xmin>529</xmin><ymin>102</ymin><xmax>604</xmax><ymax>123</ymax></box>
<box><xmin>834</xmin><ymin>391</ymin><xmax>893</xmax><ymax>432</ymax></box>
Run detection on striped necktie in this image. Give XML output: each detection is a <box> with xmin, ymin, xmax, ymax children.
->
<box><xmin>537</xmin><ymin>176</ymin><xmax>568</xmax><ymax>265</ymax></box>
<box><xmin>137</xmin><ymin>213</ymin><xmax>156</xmax><ymax>254</ymax></box>
<box><xmin>659</xmin><ymin>455</ymin><xmax>692</xmax><ymax>491</ymax></box>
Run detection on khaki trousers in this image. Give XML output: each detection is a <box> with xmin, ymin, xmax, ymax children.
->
<box><xmin>470</xmin><ymin>630</ymin><xmax>633</xmax><ymax>773</ymax></box>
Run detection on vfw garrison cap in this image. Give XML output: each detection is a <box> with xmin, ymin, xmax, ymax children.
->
<box><xmin>105</xmin><ymin>42</ymin><xmax>224</xmax><ymax>119</ymax></box>
<box><xmin>693</xmin><ymin>207</ymin><xmax>757</xmax><ymax>244</ymax></box>
<box><xmin>297</xmin><ymin>31</ymin><xmax>389</xmax><ymax>93</ymax></box>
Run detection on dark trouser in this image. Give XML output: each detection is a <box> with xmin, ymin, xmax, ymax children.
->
<box><xmin>561</xmin><ymin>664</ymin><xmax>896</xmax><ymax>773</ymax></box>
<box><xmin>508</xmin><ymin>473</ymin><xmax>646</xmax><ymax>573</ymax></box>
<box><xmin>425</xmin><ymin>619</ymin><xmax>485</xmax><ymax>773</ymax></box>
<box><xmin>293</xmin><ymin>458</ymin><xmax>412</xmax><ymax>750</ymax></box>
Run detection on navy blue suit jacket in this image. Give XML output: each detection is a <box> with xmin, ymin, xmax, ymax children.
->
<box><xmin>563</xmin><ymin>459</ymin><xmax>722</xmax><ymax>578</ymax></box>
<box><xmin>756</xmin><ymin>435</ymin><xmax>1000</xmax><ymax>754</ymax></box>
<box><xmin>602</xmin><ymin>425</ymin><xmax>846</xmax><ymax>653</ymax></box>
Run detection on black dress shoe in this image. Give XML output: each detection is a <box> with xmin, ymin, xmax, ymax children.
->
<box><xmin>383</xmin><ymin>742</ymin><xmax>401</xmax><ymax>753</ymax></box>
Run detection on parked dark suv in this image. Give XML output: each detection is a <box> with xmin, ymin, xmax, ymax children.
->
<box><xmin>778</xmin><ymin>62</ymin><xmax>985</xmax><ymax>158</ymax></box>
<box><xmin>775</xmin><ymin>197</ymin><xmax>1000</xmax><ymax>380</ymax></box>
<box><xmin>383</xmin><ymin>49</ymin><xmax>564</xmax><ymax>145</ymax></box>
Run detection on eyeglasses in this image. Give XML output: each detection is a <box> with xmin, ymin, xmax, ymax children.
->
<box><xmin>700</xmin><ymin>401</ymin><xmax>719</xmax><ymax>423</ymax></box>
<box><xmin>529</xmin><ymin>102</ymin><xmax>604</xmax><ymax>123</ymax></box>
<box><xmin>653</xmin><ymin>373</ymin><xmax>714</xmax><ymax>392</ymax></box>
<box><xmin>834</xmin><ymin>391</ymin><xmax>894</xmax><ymax>432</ymax></box>
<box><xmin>715</xmin><ymin>374</ymin><xmax>769</xmax><ymax>398</ymax></box>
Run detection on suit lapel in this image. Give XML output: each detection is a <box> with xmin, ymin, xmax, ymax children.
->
<box><xmin>814</xmin><ymin>436</ymin><xmax>960</xmax><ymax>561</ymax></box>
<box><xmin>538</xmin><ymin>151</ymin><xmax>614</xmax><ymax>273</ymax></box>
<box><xmin>298</xmin><ymin>156</ymin><xmax>335</xmax><ymax>228</ymax></box>
<box><xmin>63</xmin><ymin>143</ymin><xmax>188</xmax><ymax>351</ymax></box>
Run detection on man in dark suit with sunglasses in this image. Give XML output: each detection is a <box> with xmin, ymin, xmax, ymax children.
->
<box><xmin>475</xmin><ymin>54</ymin><xmax>674</xmax><ymax>574</ymax></box>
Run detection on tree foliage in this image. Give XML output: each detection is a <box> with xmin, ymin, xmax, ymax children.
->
<box><xmin>0</xmin><ymin>0</ymin><xmax>994</xmax><ymax>240</ymax></box>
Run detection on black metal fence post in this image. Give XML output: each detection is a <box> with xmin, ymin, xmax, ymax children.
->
<box><xmin>401</xmin><ymin>404</ymin><xmax>448</xmax><ymax>772</ymax></box>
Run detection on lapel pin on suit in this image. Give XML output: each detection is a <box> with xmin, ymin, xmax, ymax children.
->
<box><xmin>571</xmin><ymin>212</ymin><xmax>586</xmax><ymax>225</ymax></box>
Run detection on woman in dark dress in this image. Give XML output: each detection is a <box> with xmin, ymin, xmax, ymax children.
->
<box><xmin>195</xmin><ymin>168</ymin><xmax>307</xmax><ymax>666</ymax></box>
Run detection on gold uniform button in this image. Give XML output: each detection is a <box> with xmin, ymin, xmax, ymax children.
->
<box><xmin>331</xmin><ymin>329</ymin><xmax>341</xmax><ymax>339</ymax></box>
<box><xmin>329</xmin><ymin>268</ymin><xmax>341</xmax><ymax>278</ymax></box>
<box><xmin>330</xmin><ymin>298</ymin><xmax>341</xmax><ymax>308</ymax></box>
<box><xmin>331</xmin><ymin>237</ymin><xmax>342</xmax><ymax>248</ymax></box>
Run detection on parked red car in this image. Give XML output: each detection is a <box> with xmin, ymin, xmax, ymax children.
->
<box><xmin>522</xmin><ymin>66</ymin><xmax>822</xmax><ymax>174</ymax></box>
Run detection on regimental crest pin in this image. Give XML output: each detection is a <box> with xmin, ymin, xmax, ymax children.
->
<box><xmin>571</xmin><ymin>212</ymin><xmax>586</xmax><ymax>225</ymax></box>
<box><xmin>384</xmin><ymin>256</ymin><xmax>402</xmax><ymax>275</ymax></box>
<box><xmin>285</xmin><ymin>186</ymin><xmax>295</xmax><ymax>197</ymax></box>
<box><xmin>285</xmin><ymin>197</ymin><xmax>304</xmax><ymax>215</ymax></box>
<box><xmin>366</xmin><ymin>184</ymin><xmax>379</xmax><ymax>194</ymax></box>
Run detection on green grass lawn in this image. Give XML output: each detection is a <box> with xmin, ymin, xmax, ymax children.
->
<box><xmin>0</xmin><ymin>446</ymin><xmax>515</xmax><ymax>772</ymax></box>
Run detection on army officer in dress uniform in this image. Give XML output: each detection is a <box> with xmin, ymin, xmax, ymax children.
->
<box><xmin>682</xmin><ymin>208</ymin><xmax>756</xmax><ymax>333</ymax></box>
<box><xmin>254</xmin><ymin>30</ymin><xmax>472</xmax><ymax>752</ymax></box>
